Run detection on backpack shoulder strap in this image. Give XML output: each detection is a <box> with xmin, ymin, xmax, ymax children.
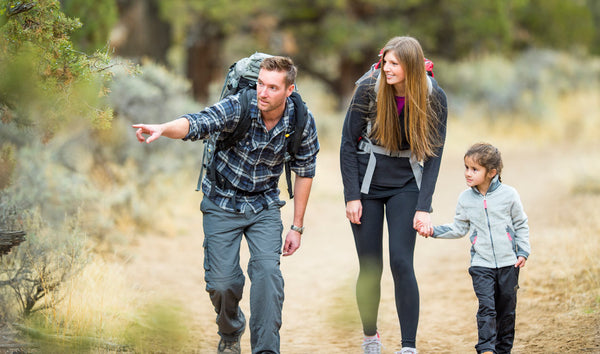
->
<box><xmin>284</xmin><ymin>91</ymin><xmax>309</xmax><ymax>199</ymax></box>
<box><xmin>200</xmin><ymin>89</ymin><xmax>255</xmax><ymax>194</ymax></box>
<box><xmin>288</xmin><ymin>92</ymin><xmax>308</xmax><ymax>155</ymax></box>
<box><xmin>217</xmin><ymin>88</ymin><xmax>256</xmax><ymax>151</ymax></box>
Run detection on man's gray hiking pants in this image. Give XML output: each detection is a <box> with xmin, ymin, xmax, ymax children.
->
<box><xmin>201</xmin><ymin>196</ymin><xmax>284</xmax><ymax>354</ymax></box>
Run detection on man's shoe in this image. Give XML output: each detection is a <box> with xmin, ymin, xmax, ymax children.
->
<box><xmin>362</xmin><ymin>332</ymin><xmax>382</xmax><ymax>354</ymax></box>
<box><xmin>396</xmin><ymin>347</ymin><xmax>418</xmax><ymax>354</ymax></box>
<box><xmin>217</xmin><ymin>337</ymin><xmax>241</xmax><ymax>354</ymax></box>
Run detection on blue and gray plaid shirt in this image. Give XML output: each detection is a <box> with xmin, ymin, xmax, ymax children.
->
<box><xmin>182</xmin><ymin>92</ymin><xmax>319</xmax><ymax>213</ymax></box>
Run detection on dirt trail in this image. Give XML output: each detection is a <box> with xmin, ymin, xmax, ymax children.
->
<box><xmin>122</xmin><ymin>140</ymin><xmax>599</xmax><ymax>353</ymax></box>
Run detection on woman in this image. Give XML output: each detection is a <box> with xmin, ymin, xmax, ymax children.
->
<box><xmin>340</xmin><ymin>36</ymin><xmax>448</xmax><ymax>354</ymax></box>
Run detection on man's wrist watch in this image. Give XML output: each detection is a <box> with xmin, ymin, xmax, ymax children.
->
<box><xmin>290</xmin><ymin>224</ymin><xmax>304</xmax><ymax>234</ymax></box>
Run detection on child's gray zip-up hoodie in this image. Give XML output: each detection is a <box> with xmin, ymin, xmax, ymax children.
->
<box><xmin>433</xmin><ymin>175</ymin><xmax>530</xmax><ymax>268</ymax></box>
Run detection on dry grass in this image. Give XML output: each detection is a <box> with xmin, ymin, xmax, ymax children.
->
<box><xmin>18</xmin><ymin>257</ymin><xmax>192</xmax><ymax>352</ymax></box>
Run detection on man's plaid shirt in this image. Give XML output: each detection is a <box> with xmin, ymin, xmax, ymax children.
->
<box><xmin>182</xmin><ymin>92</ymin><xmax>319</xmax><ymax>213</ymax></box>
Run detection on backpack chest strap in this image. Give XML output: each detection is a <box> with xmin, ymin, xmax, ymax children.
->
<box><xmin>357</xmin><ymin>137</ymin><xmax>423</xmax><ymax>194</ymax></box>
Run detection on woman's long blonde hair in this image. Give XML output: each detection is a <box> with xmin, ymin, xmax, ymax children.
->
<box><xmin>372</xmin><ymin>36</ymin><xmax>441</xmax><ymax>161</ymax></box>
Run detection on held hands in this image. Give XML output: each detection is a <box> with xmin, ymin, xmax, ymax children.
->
<box><xmin>347</xmin><ymin>202</ymin><xmax>433</xmax><ymax>237</ymax></box>
<box><xmin>132</xmin><ymin>123</ymin><xmax>164</xmax><ymax>144</ymax></box>
<box><xmin>414</xmin><ymin>211</ymin><xmax>433</xmax><ymax>238</ymax></box>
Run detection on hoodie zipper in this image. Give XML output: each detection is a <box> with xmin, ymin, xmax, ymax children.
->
<box><xmin>483</xmin><ymin>195</ymin><xmax>498</xmax><ymax>268</ymax></box>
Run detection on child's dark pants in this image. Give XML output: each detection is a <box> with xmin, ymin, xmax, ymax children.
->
<box><xmin>469</xmin><ymin>265</ymin><xmax>520</xmax><ymax>354</ymax></box>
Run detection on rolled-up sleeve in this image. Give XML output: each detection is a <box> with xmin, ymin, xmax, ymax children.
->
<box><xmin>182</xmin><ymin>96</ymin><xmax>242</xmax><ymax>141</ymax></box>
<box><xmin>290</xmin><ymin>110</ymin><xmax>319</xmax><ymax>178</ymax></box>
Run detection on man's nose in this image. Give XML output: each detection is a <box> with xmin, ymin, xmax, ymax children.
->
<box><xmin>258</xmin><ymin>86</ymin><xmax>268</xmax><ymax>97</ymax></box>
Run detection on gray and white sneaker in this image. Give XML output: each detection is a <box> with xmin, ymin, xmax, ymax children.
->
<box><xmin>217</xmin><ymin>326</ymin><xmax>244</xmax><ymax>354</ymax></box>
<box><xmin>362</xmin><ymin>333</ymin><xmax>383</xmax><ymax>354</ymax></box>
<box><xmin>217</xmin><ymin>337</ymin><xmax>241</xmax><ymax>354</ymax></box>
<box><xmin>395</xmin><ymin>347</ymin><xmax>418</xmax><ymax>354</ymax></box>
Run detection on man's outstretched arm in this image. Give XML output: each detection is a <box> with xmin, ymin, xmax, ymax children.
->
<box><xmin>132</xmin><ymin>117</ymin><xmax>190</xmax><ymax>143</ymax></box>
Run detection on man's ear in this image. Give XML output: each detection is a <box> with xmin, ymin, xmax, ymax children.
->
<box><xmin>286</xmin><ymin>83</ymin><xmax>295</xmax><ymax>97</ymax></box>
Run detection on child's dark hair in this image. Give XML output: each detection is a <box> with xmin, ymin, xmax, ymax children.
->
<box><xmin>465</xmin><ymin>143</ymin><xmax>503</xmax><ymax>182</ymax></box>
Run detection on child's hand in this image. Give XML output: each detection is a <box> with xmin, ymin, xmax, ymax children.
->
<box><xmin>423</xmin><ymin>225</ymin><xmax>433</xmax><ymax>237</ymax></box>
<box><xmin>415</xmin><ymin>220</ymin><xmax>433</xmax><ymax>238</ymax></box>
<box><xmin>515</xmin><ymin>256</ymin><xmax>527</xmax><ymax>268</ymax></box>
<box><xmin>413</xmin><ymin>211</ymin><xmax>434</xmax><ymax>238</ymax></box>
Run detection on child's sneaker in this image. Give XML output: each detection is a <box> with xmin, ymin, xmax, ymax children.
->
<box><xmin>395</xmin><ymin>347</ymin><xmax>418</xmax><ymax>354</ymax></box>
<box><xmin>362</xmin><ymin>332</ymin><xmax>383</xmax><ymax>354</ymax></box>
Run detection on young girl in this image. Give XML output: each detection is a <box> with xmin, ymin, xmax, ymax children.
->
<box><xmin>420</xmin><ymin>142</ymin><xmax>530</xmax><ymax>354</ymax></box>
<box><xmin>340</xmin><ymin>36</ymin><xmax>448</xmax><ymax>354</ymax></box>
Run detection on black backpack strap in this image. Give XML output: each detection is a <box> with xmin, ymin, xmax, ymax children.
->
<box><xmin>200</xmin><ymin>88</ymin><xmax>255</xmax><ymax>195</ymax></box>
<box><xmin>217</xmin><ymin>88</ymin><xmax>255</xmax><ymax>151</ymax></box>
<box><xmin>288</xmin><ymin>92</ymin><xmax>308</xmax><ymax>155</ymax></box>
<box><xmin>284</xmin><ymin>92</ymin><xmax>309</xmax><ymax>199</ymax></box>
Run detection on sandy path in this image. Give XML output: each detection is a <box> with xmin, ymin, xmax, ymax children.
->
<box><xmin>122</xmin><ymin>138</ymin><xmax>599</xmax><ymax>353</ymax></box>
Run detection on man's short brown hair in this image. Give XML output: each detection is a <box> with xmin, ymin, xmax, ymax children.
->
<box><xmin>260</xmin><ymin>56</ymin><xmax>297</xmax><ymax>87</ymax></box>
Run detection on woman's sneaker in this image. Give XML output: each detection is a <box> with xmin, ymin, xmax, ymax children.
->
<box><xmin>362</xmin><ymin>332</ymin><xmax>383</xmax><ymax>354</ymax></box>
<box><xmin>395</xmin><ymin>347</ymin><xmax>418</xmax><ymax>354</ymax></box>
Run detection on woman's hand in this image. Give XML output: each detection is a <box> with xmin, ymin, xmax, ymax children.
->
<box><xmin>413</xmin><ymin>211</ymin><xmax>433</xmax><ymax>237</ymax></box>
<box><xmin>346</xmin><ymin>200</ymin><xmax>363</xmax><ymax>224</ymax></box>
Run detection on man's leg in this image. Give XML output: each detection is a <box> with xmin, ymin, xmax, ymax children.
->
<box><xmin>201</xmin><ymin>197</ymin><xmax>247</xmax><ymax>342</ymax></box>
<box><xmin>469</xmin><ymin>266</ymin><xmax>498</xmax><ymax>354</ymax></box>
<box><xmin>245</xmin><ymin>204</ymin><xmax>284</xmax><ymax>354</ymax></box>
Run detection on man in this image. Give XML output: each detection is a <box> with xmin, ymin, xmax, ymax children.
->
<box><xmin>132</xmin><ymin>56</ymin><xmax>319</xmax><ymax>354</ymax></box>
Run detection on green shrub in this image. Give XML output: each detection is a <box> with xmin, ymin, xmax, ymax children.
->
<box><xmin>0</xmin><ymin>0</ymin><xmax>116</xmax><ymax>140</ymax></box>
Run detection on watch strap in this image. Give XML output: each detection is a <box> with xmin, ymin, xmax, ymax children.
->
<box><xmin>290</xmin><ymin>224</ymin><xmax>304</xmax><ymax>234</ymax></box>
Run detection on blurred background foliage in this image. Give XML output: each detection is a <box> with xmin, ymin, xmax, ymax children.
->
<box><xmin>0</xmin><ymin>0</ymin><xmax>599</xmax><ymax>350</ymax></box>
<box><xmin>111</xmin><ymin>0</ymin><xmax>599</xmax><ymax>104</ymax></box>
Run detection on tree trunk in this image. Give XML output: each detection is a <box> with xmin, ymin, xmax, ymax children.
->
<box><xmin>335</xmin><ymin>57</ymin><xmax>373</xmax><ymax>110</ymax></box>
<box><xmin>111</xmin><ymin>0</ymin><xmax>171</xmax><ymax>64</ymax></box>
<box><xmin>186</xmin><ymin>22</ymin><xmax>225</xmax><ymax>103</ymax></box>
